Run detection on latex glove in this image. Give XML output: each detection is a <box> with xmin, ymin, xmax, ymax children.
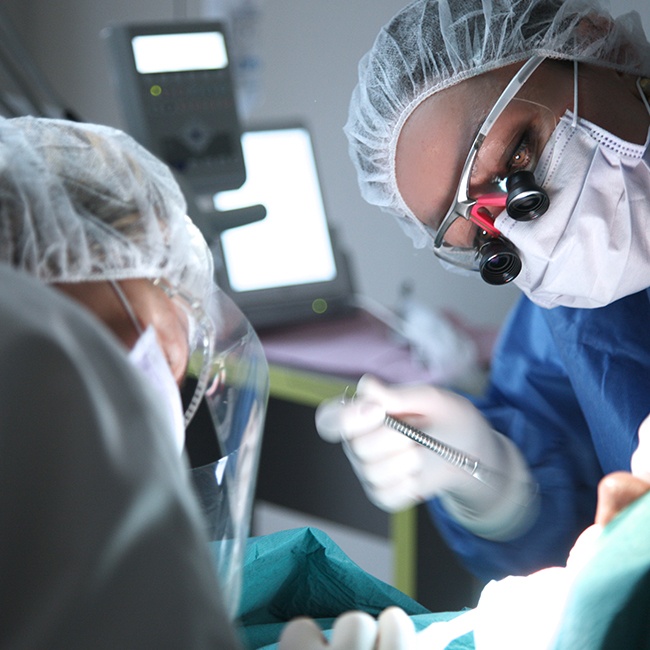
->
<box><xmin>316</xmin><ymin>375</ymin><xmax>537</xmax><ymax>540</ymax></box>
<box><xmin>278</xmin><ymin>608</ymin><xmax>417</xmax><ymax>650</ymax></box>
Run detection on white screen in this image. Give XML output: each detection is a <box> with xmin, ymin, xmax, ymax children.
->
<box><xmin>132</xmin><ymin>32</ymin><xmax>228</xmax><ymax>74</ymax></box>
<box><xmin>215</xmin><ymin>128</ymin><xmax>337</xmax><ymax>293</ymax></box>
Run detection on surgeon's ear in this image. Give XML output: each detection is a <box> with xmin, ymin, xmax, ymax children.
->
<box><xmin>574</xmin><ymin>11</ymin><xmax>613</xmax><ymax>43</ymax></box>
<box><xmin>574</xmin><ymin>11</ymin><xmax>638</xmax><ymax>67</ymax></box>
<box><xmin>53</xmin><ymin>280</ymin><xmax>141</xmax><ymax>349</ymax></box>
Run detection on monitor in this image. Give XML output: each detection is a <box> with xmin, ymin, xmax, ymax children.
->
<box><xmin>104</xmin><ymin>21</ymin><xmax>246</xmax><ymax>195</ymax></box>
<box><xmin>213</xmin><ymin>125</ymin><xmax>356</xmax><ymax>329</ymax></box>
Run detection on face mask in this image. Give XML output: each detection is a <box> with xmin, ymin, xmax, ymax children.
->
<box><xmin>128</xmin><ymin>326</ymin><xmax>186</xmax><ymax>454</ymax></box>
<box><xmin>494</xmin><ymin>112</ymin><xmax>650</xmax><ymax>309</ymax></box>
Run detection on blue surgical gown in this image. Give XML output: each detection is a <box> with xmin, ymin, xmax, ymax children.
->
<box><xmin>428</xmin><ymin>289</ymin><xmax>650</xmax><ymax>582</ymax></box>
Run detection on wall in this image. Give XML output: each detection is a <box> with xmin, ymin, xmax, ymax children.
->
<box><xmin>6</xmin><ymin>0</ymin><xmax>650</xmax><ymax>332</ymax></box>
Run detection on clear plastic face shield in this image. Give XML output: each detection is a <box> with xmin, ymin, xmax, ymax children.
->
<box><xmin>182</xmin><ymin>284</ymin><xmax>269</xmax><ymax>620</ymax></box>
<box><xmin>431</xmin><ymin>56</ymin><xmax>555</xmax><ymax>285</ymax></box>
<box><xmin>151</xmin><ymin>278</ymin><xmax>223</xmax><ymax>428</ymax></box>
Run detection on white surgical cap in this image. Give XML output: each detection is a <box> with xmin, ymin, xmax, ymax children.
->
<box><xmin>345</xmin><ymin>0</ymin><xmax>650</xmax><ymax>246</ymax></box>
<box><xmin>0</xmin><ymin>116</ymin><xmax>213</xmax><ymax>311</ymax></box>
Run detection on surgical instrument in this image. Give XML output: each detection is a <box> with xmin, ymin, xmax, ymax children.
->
<box><xmin>383</xmin><ymin>412</ymin><xmax>537</xmax><ymax>505</ymax></box>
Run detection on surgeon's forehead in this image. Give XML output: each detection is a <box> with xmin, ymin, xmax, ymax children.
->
<box><xmin>394</xmin><ymin>67</ymin><xmax>515</xmax><ymax>230</ymax></box>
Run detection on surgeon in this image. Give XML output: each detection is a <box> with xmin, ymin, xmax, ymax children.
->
<box><xmin>0</xmin><ymin>115</ymin><xmax>257</xmax><ymax>648</ymax></box>
<box><xmin>316</xmin><ymin>0</ymin><xmax>650</xmax><ymax>583</ymax></box>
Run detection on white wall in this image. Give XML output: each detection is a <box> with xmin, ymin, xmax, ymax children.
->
<box><xmin>8</xmin><ymin>0</ymin><xmax>650</xmax><ymax>329</ymax></box>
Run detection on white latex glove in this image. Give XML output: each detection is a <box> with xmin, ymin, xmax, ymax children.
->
<box><xmin>316</xmin><ymin>375</ymin><xmax>537</xmax><ymax>540</ymax></box>
<box><xmin>278</xmin><ymin>608</ymin><xmax>417</xmax><ymax>650</ymax></box>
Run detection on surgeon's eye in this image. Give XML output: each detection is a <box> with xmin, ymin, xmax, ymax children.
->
<box><xmin>491</xmin><ymin>132</ymin><xmax>534</xmax><ymax>188</ymax></box>
<box><xmin>503</xmin><ymin>131</ymin><xmax>536</xmax><ymax>176</ymax></box>
<box><xmin>508</xmin><ymin>136</ymin><xmax>533</xmax><ymax>171</ymax></box>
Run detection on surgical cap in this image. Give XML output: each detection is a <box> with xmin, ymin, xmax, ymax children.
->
<box><xmin>345</xmin><ymin>0</ymin><xmax>650</xmax><ymax>246</ymax></box>
<box><xmin>0</xmin><ymin>116</ymin><xmax>213</xmax><ymax>311</ymax></box>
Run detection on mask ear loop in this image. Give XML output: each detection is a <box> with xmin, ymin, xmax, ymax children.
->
<box><xmin>637</xmin><ymin>77</ymin><xmax>650</xmax><ymax>116</ymax></box>
<box><xmin>572</xmin><ymin>60</ymin><xmax>579</xmax><ymax>128</ymax></box>
<box><xmin>110</xmin><ymin>280</ymin><xmax>144</xmax><ymax>337</ymax></box>
<box><xmin>148</xmin><ymin>277</ymin><xmax>217</xmax><ymax>428</ymax></box>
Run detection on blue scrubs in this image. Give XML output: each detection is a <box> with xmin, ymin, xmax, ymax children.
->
<box><xmin>428</xmin><ymin>289</ymin><xmax>650</xmax><ymax>581</ymax></box>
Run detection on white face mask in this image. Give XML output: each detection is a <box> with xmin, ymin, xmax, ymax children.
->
<box><xmin>128</xmin><ymin>326</ymin><xmax>186</xmax><ymax>454</ymax></box>
<box><xmin>495</xmin><ymin>112</ymin><xmax>650</xmax><ymax>309</ymax></box>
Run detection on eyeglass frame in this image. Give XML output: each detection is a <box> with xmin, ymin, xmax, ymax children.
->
<box><xmin>432</xmin><ymin>55</ymin><xmax>547</xmax><ymax>257</ymax></box>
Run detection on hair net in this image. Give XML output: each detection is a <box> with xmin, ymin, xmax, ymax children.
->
<box><xmin>345</xmin><ymin>0</ymin><xmax>650</xmax><ymax>246</ymax></box>
<box><xmin>0</xmin><ymin>116</ymin><xmax>214</xmax><ymax>312</ymax></box>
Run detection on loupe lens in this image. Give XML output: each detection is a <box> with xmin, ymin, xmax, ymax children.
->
<box><xmin>479</xmin><ymin>238</ymin><xmax>522</xmax><ymax>285</ymax></box>
<box><xmin>505</xmin><ymin>170</ymin><xmax>549</xmax><ymax>221</ymax></box>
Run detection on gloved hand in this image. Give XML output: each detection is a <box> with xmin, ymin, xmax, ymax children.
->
<box><xmin>316</xmin><ymin>375</ymin><xmax>537</xmax><ymax>540</ymax></box>
<box><xmin>278</xmin><ymin>607</ymin><xmax>417</xmax><ymax>650</ymax></box>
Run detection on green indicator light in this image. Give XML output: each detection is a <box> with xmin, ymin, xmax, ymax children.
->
<box><xmin>312</xmin><ymin>298</ymin><xmax>328</xmax><ymax>314</ymax></box>
<box><xmin>150</xmin><ymin>85</ymin><xmax>162</xmax><ymax>97</ymax></box>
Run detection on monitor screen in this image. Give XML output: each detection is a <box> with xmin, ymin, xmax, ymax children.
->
<box><xmin>131</xmin><ymin>31</ymin><xmax>228</xmax><ymax>73</ymax></box>
<box><xmin>213</xmin><ymin>125</ymin><xmax>354</xmax><ymax>328</ymax></box>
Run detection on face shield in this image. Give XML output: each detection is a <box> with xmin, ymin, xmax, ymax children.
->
<box><xmin>181</xmin><ymin>284</ymin><xmax>269</xmax><ymax>620</ymax></box>
<box><xmin>430</xmin><ymin>56</ymin><xmax>557</xmax><ymax>285</ymax></box>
